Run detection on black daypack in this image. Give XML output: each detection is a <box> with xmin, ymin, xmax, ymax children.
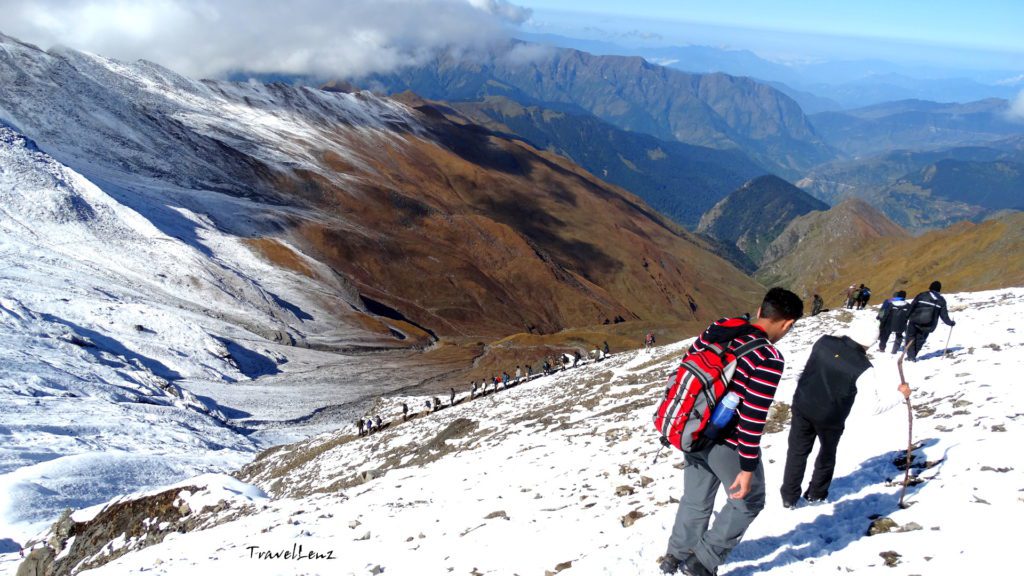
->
<box><xmin>909</xmin><ymin>293</ymin><xmax>939</xmax><ymax>326</ymax></box>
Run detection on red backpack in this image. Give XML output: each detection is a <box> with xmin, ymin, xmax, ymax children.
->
<box><xmin>653</xmin><ymin>335</ymin><xmax>770</xmax><ymax>452</ymax></box>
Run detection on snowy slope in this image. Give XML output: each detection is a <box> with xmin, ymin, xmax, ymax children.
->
<box><xmin>0</xmin><ymin>124</ymin><xmax>431</xmax><ymax>544</ymax></box>
<box><xmin>0</xmin><ymin>31</ymin><xmax>453</xmax><ymax>544</ymax></box>
<box><xmin>15</xmin><ymin>288</ymin><xmax>1018</xmax><ymax>575</ymax></box>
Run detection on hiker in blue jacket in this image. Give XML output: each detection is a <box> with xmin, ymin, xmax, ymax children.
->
<box><xmin>877</xmin><ymin>291</ymin><xmax>910</xmax><ymax>353</ymax></box>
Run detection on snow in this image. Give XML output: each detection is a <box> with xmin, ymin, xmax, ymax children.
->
<box><xmin>22</xmin><ymin>287</ymin><xmax>1018</xmax><ymax>576</ymax></box>
<box><xmin>0</xmin><ymin>33</ymin><xmax>462</xmax><ymax>545</ymax></box>
<box><xmin>0</xmin><ymin>122</ymin><xmax>426</xmax><ymax>545</ymax></box>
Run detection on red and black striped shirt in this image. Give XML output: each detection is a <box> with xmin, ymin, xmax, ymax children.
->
<box><xmin>686</xmin><ymin>318</ymin><xmax>786</xmax><ymax>472</ymax></box>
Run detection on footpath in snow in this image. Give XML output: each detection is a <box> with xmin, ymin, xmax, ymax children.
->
<box><xmin>7</xmin><ymin>287</ymin><xmax>1021</xmax><ymax>575</ymax></box>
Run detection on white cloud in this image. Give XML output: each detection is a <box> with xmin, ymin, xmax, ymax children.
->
<box><xmin>1009</xmin><ymin>90</ymin><xmax>1024</xmax><ymax>123</ymax></box>
<box><xmin>0</xmin><ymin>0</ymin><xmax>532</xmax><ymax>79</ymax></box>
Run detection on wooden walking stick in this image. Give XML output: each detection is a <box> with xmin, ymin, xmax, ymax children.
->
<box><xmin>897</xmin><ymin>338</ymin><xmax>915</xmax><ymax>508</ymax></box>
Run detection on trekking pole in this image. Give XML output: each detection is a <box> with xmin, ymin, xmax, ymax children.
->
<box><xmin>897</xmin><ymin>339</ymin><xmax>915</xmax><ymax>508</ymax></box>
<box><xmin>943</xmin><ymin>325</ymin><xmax>954</xmax><ymax>358</ymax></box>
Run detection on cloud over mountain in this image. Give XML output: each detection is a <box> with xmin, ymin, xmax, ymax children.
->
<box><xmin>1008</xmin><ymin>90</ymin><xmax>1024</xmax><ymax>122</ymax></box>
<box><xmin>0</xmin><ymin>0</ymin><xmax>531</xmax><ymax>78</ymax></box>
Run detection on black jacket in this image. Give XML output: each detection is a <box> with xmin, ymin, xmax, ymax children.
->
<box><xmin>792</xmin><ymin>335</ymin><xmax>872</xmax><ymax>425</ymax></box>
<box><xmin>907</xmin><ymin>290</ymin><xmax>954</xmax><ymax>332</ymax></box>
<box><xmin>878</xmin><ymin>298</ymin><xmax>910</xmax><ymax>332</ymax></box>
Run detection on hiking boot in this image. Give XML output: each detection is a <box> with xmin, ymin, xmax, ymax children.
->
<box><xmin>782</xmin><ymin>499</ymin><xmax>798</xmax><ymax>509</ymax></box>
<box><xmin>679</xmin><ymin>554</ymin><xmax>714</xmax><ymax>576</ymax></box>
<box><xmin>802</xmin><ymin>491</ymin><xmax>827</xmax><ymax>505</ymax></box>
<box><xmin>658</xmin><ymin>554</ymin><xmax>680</xmax><ymax>574</ymax></box>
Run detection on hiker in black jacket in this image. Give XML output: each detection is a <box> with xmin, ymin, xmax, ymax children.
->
<box><xmin>780</xmin><ymin>318</ymin><xmax>895</xmax><ymax>507</ymax></box>
<box><xmin>877</xmin><ymin>291</ymin><xmax>910</xmax><ymax>353</ymax></box>
<box><xmin>905</xmin><ymin>281</ymin><xmax>956</xmax><ymax>361</ymax></box>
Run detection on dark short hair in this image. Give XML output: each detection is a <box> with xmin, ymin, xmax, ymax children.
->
<box><xmin>896</xmin><ymin>290</ymin><xmax>907</xmax><ymax>298</ymax></box>
<box><xmin>929</xmin><ymin>281</ymin><xmax>942</xmax><ymax>292</ymax></box>
<box><xmin>759</xmin><ymin>287</ymin><xmax>804</xmax><ymax>321</ymax></box>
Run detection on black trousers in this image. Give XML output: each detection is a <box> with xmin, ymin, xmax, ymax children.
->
<box><xmin>905</xmin><ymin>323</ymin><xmax>931</xmax><ymax>360</ymax></box>
<box><xmin>879</xmin><ymin>326</ymin><xmax>904</xmax><ymax>353</ymax></box>
<box><xmin>780</xmin><ymin>408</ymin><xmax>845</xmax><ymax>503</ymax></box>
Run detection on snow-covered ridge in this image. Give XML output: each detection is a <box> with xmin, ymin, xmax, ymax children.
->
<box><xmin>0</xmin><ymin>33</ymin><xmax>420</xmax><ymax>195</ymax></box>
<box><xmin>15</xmin><ymin>288</ymin><xmax>1022</xmax><ymax>575</ymax></box>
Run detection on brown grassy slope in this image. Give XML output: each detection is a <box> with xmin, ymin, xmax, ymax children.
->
<box><xmin>271</xmin><ymin>100</ymin><xmax>765</xmax><ymax>343</ymax></box>
<box><xmin>813</xmin><ymin>211</ymin><xmax>1024</xmax><ymax>308</ymax></box>
<box><xmin>756</xmin><ymin>199</ymin><xmax>909</xmax><ymax>301</ymax></box>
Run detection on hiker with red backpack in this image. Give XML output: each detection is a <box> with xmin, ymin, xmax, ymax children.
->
<box><xmin>656</xmin><ymin>288</ymin><xmax>803</xmax><ymax>576</ymax></box>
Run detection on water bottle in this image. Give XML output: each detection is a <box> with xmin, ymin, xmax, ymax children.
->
<box><xmin>704</xmin><ymin>391</ymin><xmax>741</xmax><ymax>439</ymax></box>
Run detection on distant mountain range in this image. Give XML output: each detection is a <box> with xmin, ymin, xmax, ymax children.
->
<box><xmin>809</xmin><ymin>99</ymin><xmax>1024</xmax><ymax>157</ymax></box>
<box><xmin>798</xmin><ymin>136</ymin><xmax>1024</xmax><ymax>231</ymax></box>
<box><xmin>435</xmin><ymin>95</ymin><xmax>767</xmax><ymax>227</ymax></box>
<box><xmin>353</xmin><ymin>43</ymin><xmax>837</xmax><ymax>178</ymax></box>
<box><xmin>697</xmin><ymin>175</ymin><xmax>829</xmax><ymax>267</ymax></box>
<box><xmin>515</xmin><ymin>32</ymin><xmax>1024</xmax><ymax>109</ymax></box>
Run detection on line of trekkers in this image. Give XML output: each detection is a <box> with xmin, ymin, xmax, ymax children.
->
<box><xmin>355</xmin><ymin>341</ymin><xmax>613</xmax><ymax>437</ymax></box>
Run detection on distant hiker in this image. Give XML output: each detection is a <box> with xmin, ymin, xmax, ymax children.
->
<box><xmin>424</xmin><ymin>399</ymin><xmax>432</xmax><ymax>412</ymax></box>
<box><xmin>492</xmin><ymin>376</ymin><xmax>499</xmax><ymax>393</ymax></box>
<box><xmin>515</xmin><ymin>365</ymin><xmax>522</xmax><ymax>383</ymax></box>
<box><xmin>780</xmin><ymin>317</ymin><xmax>890</xmax><ymax>509</ymax></box>
<box><xmin>374</xmin><ymin>415</ymin><xmax>383</xmax><ymax>430</ymax></box>
<box><xmin>502</xmin><ymin>371</ymin><xmax>510</xmax><ymax>388</ymax></box>
<box><xmin>645</xmin><ymin>332</ymin><xmax>654</xmax><ymax>350</ymax></box>
<box><xmin>543</xmin><ymin>360</ymin><xmax>551</xmax><ymax>375</ymax></box>
<box><xmin>526</xmin><ymin>364</ymin><xmax>533</xmax><ymax>379</ymax></box>
<box><xmin>450</xmin><ymin>387</ymin><xmax>456</xmax><ymax>407</ymax></box>
<box><xmin>574</xmin><ymin>350</ymin><xmax>581</xmax><ymax>367</ymax></box>
<box><xmin>356</xmin><ymin>418</ymin><xmax>364</xmax><ymax>436</ymax></box>
<box><xmin>661</xmin><ymin>288</ymin><xmax>803</xmax><ymax>576</ymax></box>
<box><xmin>856</xmin><ymin>285</ymin><xmax>871</xmax><ymax>310</ymax></box>
<box><xmin>811</xmin><ymin>294</ymin><xmax>824</xmax><ymax>316</ymax></box>
<box><xmin>433</xmin><ymin>397</ymin><xmax>442</xmax><ymax>411</ymax></box>
<box><xmin>740</xmin><ymin>312</ymin><xmax>751</xmax><ymax>322</ymax></box>
<box><xmin>402</xmin><ymin>402</ymin><xmax>409</xmax><ymax>421</ymax></box>
<box><xmin>688</xmin><ymin>294</ymin><xmax>698</xmax><ymax>315</ymax></box>
<box><xmin>602</xmin><ymin>341</ymin><xmax>610</xmax><ymax>357</ymax></box>
<box><xmin>905</xmin><ymin>281</ymin><xmax>955</xmax><ymax>361</ymax></box>
<box><xmin>877</xmin><ymin>291</ymin><xmax>910</xmax><ymax>353</ymax></box>
<box><xmin>471</xmin><ymin>382</ymin><xmax>478</xmax><ymax>399</ymax></box>
<box><xmin>365</xmin><ymin>418</ymin><xmax>375</xmax><ymax>433</ymax></box>
<box><xmin>845</xmin><ymin>284</ymin><xmax>858</xmax><ymax>309</ymax></box>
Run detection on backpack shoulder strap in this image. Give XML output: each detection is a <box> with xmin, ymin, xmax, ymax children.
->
<box><xmin>731</xmin><ymin>336</ymin><xmax>771</xmax><ymax>360</ymax></box>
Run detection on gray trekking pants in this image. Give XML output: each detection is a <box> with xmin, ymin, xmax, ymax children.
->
<box><xmin>666</xmin><ymin>442</ymin><xmax>766</xmax><ymax>572</ymax></box>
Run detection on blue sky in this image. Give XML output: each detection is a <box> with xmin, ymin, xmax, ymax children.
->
<box><xmin>517</xmin><ymin>0</ymin><xmax>1024</xmax><ymax>69</ymax></box>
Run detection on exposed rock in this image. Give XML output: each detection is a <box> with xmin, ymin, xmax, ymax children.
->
<box><xmin>867</xmin><ymin>517</ymin><xmax>899</xmax><ymax>536</ymax></box>
<box><xmin>615</xmin><ymin>485</ymin><xmax>636</xmax><ymax>497</ymax></box>
<box><xmin>484</xmin><ymin>511</ymin><xmax>508</xmax><ymax>520</ymax></box>
<box><xmin>879</xmin><ymin>551</ymin><xmax>901</xmax><ymax>567</ymax></box>
<box><xmin>621</xmin><ymin>509</ymin><xmax>645</xmax><ymax>528</ymax></box>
